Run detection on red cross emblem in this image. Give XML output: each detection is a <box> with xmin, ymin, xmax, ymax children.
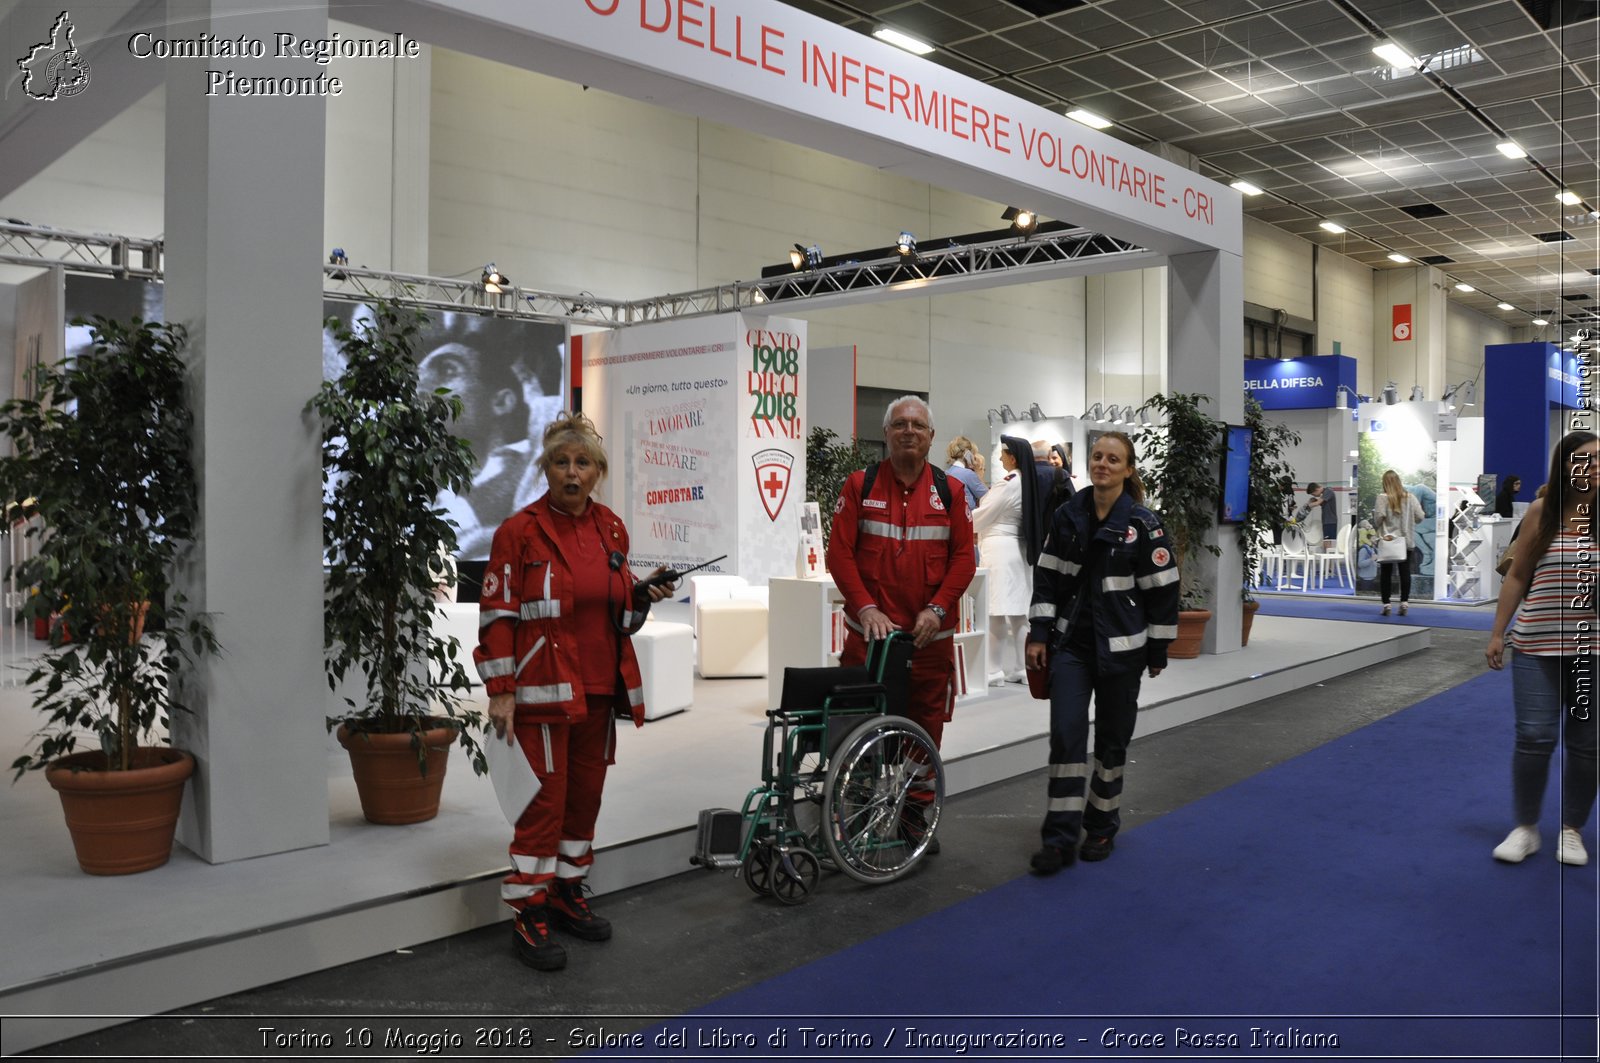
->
<box><xmin>752</xmin><ymin>448</ymin><xmax>795</xmax><ymax>521</ymax></box>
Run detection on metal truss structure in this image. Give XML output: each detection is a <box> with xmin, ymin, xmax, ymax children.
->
<box><xmin>746</xmin><ymin>227</ymin><xmax>1148</xmax><ymax>308</ymax></box>
<box><xmin>1</xmin><ymin>220</ymin><xmax>1147</xmax><ymax>326</ymax></box>
<box><xmin>0</xmin><ymin>222</ymin><xmax>162</xmax><ymax>279</ymax></box>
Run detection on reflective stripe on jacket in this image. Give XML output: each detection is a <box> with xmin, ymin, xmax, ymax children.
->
<box><xmin>474</xmin><ymin>496</ymin><xmax>648</xmax><ymax>727</ymax></box>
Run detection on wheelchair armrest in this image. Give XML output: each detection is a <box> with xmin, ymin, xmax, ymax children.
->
<box><xmin>822</xmin><ymin>683</ymin><xmax>886</xmax><ymax>716</ymax></box>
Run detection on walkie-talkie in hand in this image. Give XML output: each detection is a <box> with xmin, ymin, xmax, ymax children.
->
<box><xmin>633</xmin><ymin>554</ymin><xmax>728</xmax><ymax>602</ymax></box>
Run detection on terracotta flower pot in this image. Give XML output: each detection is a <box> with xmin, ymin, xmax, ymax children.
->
<box><xmin>46</xmin><ymin>748</ymin><xmax>194</xmax><ymax>875</ymax></box>
<box><xmin>337</xmin><ymin>721</ymin><xmax>459</xmax><ymax>825</ymax></box>
<box><xmin>1167</xmin><ymin>609</ymin><xmax>1213</xmax><ymax>659</ymax></box>
<box><xmin>1241</xmin><ymin>599</ymin><xmax>1261</xmax><ymax>646</ymax></box>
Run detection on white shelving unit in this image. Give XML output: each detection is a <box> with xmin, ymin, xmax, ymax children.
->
<box><xmin>767</xmin><ymin>572</ymin><xmax>989</xmax><ymax>711</ymax></box>
<box><xmin>1444</xmin><ymin>487</ymin><xmax>1494</xmax><ymax>602</ymax></box>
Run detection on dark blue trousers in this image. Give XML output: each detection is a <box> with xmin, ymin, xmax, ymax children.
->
<box><xmin>1042</xmin><ymin>643</ymin><xmax>1143</xmax><ymax>850</ymax></box>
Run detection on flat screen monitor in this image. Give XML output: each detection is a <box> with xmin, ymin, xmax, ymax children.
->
<box><xmin>1219</xmin><ymin>424</ymin><xmax>1253</xmax><ymax>524</ymax></box>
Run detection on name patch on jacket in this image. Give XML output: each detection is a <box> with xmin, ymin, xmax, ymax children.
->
<box><xmin>862</xmin><ymin>498</ymin><xmax>888</xmax><ymax>509</ymax></box>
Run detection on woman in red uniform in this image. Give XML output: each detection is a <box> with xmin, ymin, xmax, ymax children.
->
<box><xmin>475</xmin><ymin>411</ymin><xmax>674</xmax><ymax>972</ymax></box>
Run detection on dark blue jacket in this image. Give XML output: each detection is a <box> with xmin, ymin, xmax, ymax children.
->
<box><xmin>1026</xmin><ymin>487</ymin><xmax>1180</xmax><ymax>673</ymax></box>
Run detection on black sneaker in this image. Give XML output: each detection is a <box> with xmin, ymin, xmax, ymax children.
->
<box><xmin>1079</xmin><ymin>835</ymin><xmax>1115</xmax><ymax>862</ymax></box>
<box><xmin>1030</xmin><ymin>845</ymin><xmax>1074</xmax><ymax>875</ymax></box>
<box><xmin>547</xmin><ymin>879</ymin><xmax>612</xmax><ymax>941</ymax></box>
<box><xmin>512</xmin><ymin>906</ymin><xmax>568</xmax><ymax>970</ymax></box>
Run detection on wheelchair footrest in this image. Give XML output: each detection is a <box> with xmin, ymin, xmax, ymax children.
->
<box><xmin>690</xmin><ymin>807</ymin><xmax>744</xmax><ymax>869</ymax></box>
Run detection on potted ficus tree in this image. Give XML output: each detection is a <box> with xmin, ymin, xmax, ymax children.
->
<box><xmin>1238</xmin><ymin>396</ymin><xmax>1301</xmax><ymax>645</ymax></box>
<box><xmin>1135</xmin><ymin>391</ymin><xmax>1227</xmax><ymax>658</ymax></box>
<box><xmin>309</xmin><ymin>299</ymin><xmax>486</xmax><ymax>825</ymax></box>
<box><xmin>0</xmin><ymin>316</ymin><xmax>217</xmax><ymax>874</ymax></box>
<box><xmin>806</xmin><ymin>425</ymin><xmax>878</xmax><ymax>544</ymax></box>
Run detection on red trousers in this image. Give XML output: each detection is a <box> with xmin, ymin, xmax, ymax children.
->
<box><xmin>840</xmin><ymin>634</ymin><xmax>954</xmax><ymax>748</ymax></box>
<box><xmin>502</xmin><ymin>695</ymin><xmax>615</xmax><ymax>911</ymax></box>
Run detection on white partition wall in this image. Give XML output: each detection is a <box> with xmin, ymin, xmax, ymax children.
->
<box><xmin>580</xmin><ymin>312</ymin><xmax>807</xmax><ymax>586</ymax></box>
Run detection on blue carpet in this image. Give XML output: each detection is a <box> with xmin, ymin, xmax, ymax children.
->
<box><xmin>1256</xmin><ymin>593</ymin><xmax>1496</xmax><ymax>630</ymax></box>
<box><xmin>633</xmin><ymin>670</ymin><xmax>1598</xmax><ymax>1060</ymax></box>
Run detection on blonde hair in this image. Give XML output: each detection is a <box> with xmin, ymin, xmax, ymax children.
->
<box><xmin>1096</xmin><ymin>431</ymin><xmax>1144</xmax><ymax>505</ymax></box>
<box><xmin>946</xmin><ymin>435</ymin><xmax>984</xmax><ymax>477</ymax></box>
<box><xmin>539</xmin><ymin>410</ymin><xmax>608</xmax><ymax>481</ymax></box>
<box><xmin>1381</xmin><ymin>470</ymin><xmax>1405</xmax><ymax>517</ymax></box>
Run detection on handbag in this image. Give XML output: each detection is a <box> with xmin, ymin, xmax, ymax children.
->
<box><xmin>1375</xmin><ymin>534</ymin><xmax>1408</xmax><ymax>563</ymax></box>
<box><xmin>1494</xmin><ymin>543</ymin><xmax>1517</xmax><ymax>577</ymax></box>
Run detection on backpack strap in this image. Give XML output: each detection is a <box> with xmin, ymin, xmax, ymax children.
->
<box><xmin>860</xmin><ymin>462</ymin><xmax>953</xmax><ymax>512</ymax></box>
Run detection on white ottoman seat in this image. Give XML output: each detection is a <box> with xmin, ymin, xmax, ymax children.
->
<box><xmin>631</xmin><ymin>619</ymin><xmax>695</xmax><ymax>720</ymax></box>
<box><xmin>696</xmin><ymin>598</ymin><xmax>769</xmax><ymax>678</ymax></box>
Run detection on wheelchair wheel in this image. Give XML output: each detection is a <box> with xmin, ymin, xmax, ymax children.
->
<box><xmin>821</xmin><ymin>714</ymin><xmax>943</xmax><ymax>884</ymax></box>
<box><xmin>742</xmin><ymin>843</ymin><xmax>775</xmax><ymax>897</ymax></box>
<box><xmin>769</xmin><ymin>848</ymin><xmax>820</xmax><ymax>905</ymax></box>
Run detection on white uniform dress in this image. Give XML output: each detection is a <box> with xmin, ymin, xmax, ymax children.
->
<box><xmin>972</xmin><ymin>472</ymin><xmax>1031</xmax><ymax>683</ymax></box>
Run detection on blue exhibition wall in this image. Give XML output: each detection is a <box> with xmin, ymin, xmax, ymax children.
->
<box><xmin>1483</xmin><ymin>342</ymin><xmax>1574</xmax><ymax>502</ymax></box>
<box><xmin>1242</xmin><ymin>354</ymin><xmax>1356</xmax><ymax>410</ymax></box>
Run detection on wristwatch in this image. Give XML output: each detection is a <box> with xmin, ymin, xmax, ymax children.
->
<box><xmin>927</xmin><ymin>604</ymin><xmax>947</xmax><ymax>621</ymax></box>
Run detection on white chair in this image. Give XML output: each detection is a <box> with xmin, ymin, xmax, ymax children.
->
<box><xmin>1316</xmin><ymin>524</ymin><xmax>1354</xmax><ymax>588</ymax></box>
<box><xmin>1276</xmin><ymin>526</ymin><xmax>1317</xmax><ymax>592</ymax></box>
<box><xmin>1254</xmin><ymin>528</ymin><xmax>1282</xmax><ymax>591</ymax></box>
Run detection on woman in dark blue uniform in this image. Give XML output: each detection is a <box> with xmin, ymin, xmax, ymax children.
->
<box><xmin>1023</xmin><ymin>430</ymin><xmax>1180</xmax><ymax>874</ymax></box>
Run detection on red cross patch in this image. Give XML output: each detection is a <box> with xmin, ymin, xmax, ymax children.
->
<box><xmin>1152</xmin><ymin>547</ymin><xmax>1171</xmax><ymax>567</ymax></box>
<box><xmin>483</xmin><ymin>570</ymin><xmax>499</xmax><ymax>597</ymax></box>
<box><xmin>1125</xmin><ymin>526</ymin><xmax>1138</xmax><ymax>543</ymax></box>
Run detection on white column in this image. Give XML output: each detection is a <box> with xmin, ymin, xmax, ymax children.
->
<box><xmin>1167</xmin><ymin>249</ymin><xmax>1243</xmax><ymax>654</ymax></box>
<box><xmin>164</xmin><ymin>0</ymin><xmax>330</xmax><ymax>861</ymax></box>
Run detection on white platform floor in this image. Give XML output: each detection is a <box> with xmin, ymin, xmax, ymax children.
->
<box><xmin>0</xmin><ymin>609</ymin><xmax>1431</xmax><ymax>1052</ymax></box>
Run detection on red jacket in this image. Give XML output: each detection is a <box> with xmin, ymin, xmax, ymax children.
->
<box><xmin>827</xmin><ymin>461</ymin><xmax>976</xmax><ymax>634</ymax></box>
<box><xmin>474</xmin><ymin>497</ymin><xmax>647</xmax><ymax>727</ymax></box>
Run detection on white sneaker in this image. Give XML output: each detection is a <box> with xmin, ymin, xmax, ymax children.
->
<box><xmin>1557</xmin><ymin>827</ymin><xmax>1589</xmax><ymax>866</ymax></box>
<box><xmin>1493</xmin><ymin>826</ymin><xmax>1540</xmax><ymax>863</ymax></box>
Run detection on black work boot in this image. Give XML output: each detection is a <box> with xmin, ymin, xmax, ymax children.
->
<box><xmin>547</xmin><ymin>879</ymin><xmax>613</xmax><ymax>941</ymax></box>
<box><xmin>512</xmin><ymin>905</ymin><xmax>568</xmax><ymax>971</ymax></box>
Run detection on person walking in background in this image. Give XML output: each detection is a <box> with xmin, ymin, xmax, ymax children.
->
<box><xmin>1493</xmin><ymin>475</ymin><xmax>1522</xmax><ymax>518</ymax></box>
<box><xmin>1484</xmin><ymin>430</ymin><xmax>1598</xmax><ymax>867</ymax></box>
<box><xmin>1373</xmin><ymin>470</ymin><xmax>1425</xmax><ymax>616</ymax></box>
<box><xmin>1030</xmin><ymin>439</ymin><xmax>1070</xmax><ymax>559</ymax></box>
<box><xmin>1024</xmin><ymin>431</ymin><xmax>1178</xmax><ymax>874</ymax></box>
<box><xmin>943</xmin><ymin>435</ymin><xmax>989</xmax><ymax>515</ymax></box>
<box><xmin>477</xmin><ymin>412</ymin><xmax>677</xmax><ymax>972</ymax></box>
<box><xmin>973</xmin><ymin>436</ymin><xmax>1033</xmax><ymax>685</ymax></box>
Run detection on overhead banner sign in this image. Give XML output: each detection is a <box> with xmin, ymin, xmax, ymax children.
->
<box><xmin>400</xmin><ymin>0</ymin><xmax>1238</xmax><ymax>255</ymax></box>
<box><xmin>1242</xmin><ymin>354</ymin><xmax>1357</xmax><ymax>410</ymax></box>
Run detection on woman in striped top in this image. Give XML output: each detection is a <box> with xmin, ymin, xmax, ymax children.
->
<box><xmin>1484</xmin><ymin>430</ymin><xmax>1598</xmax><ymax>867</ymax></box>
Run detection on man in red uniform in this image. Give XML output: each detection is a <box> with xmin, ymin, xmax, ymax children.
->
<box><xmin>827</xmin><ymin>395</ymin><xmax>977</xmax><ymax>850</ymax></box>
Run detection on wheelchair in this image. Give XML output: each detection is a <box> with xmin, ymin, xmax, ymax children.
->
<box><xmin>691</xmin><ymin>633</ymin><xmax>945</xmax><ymax>904</ymax></box>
